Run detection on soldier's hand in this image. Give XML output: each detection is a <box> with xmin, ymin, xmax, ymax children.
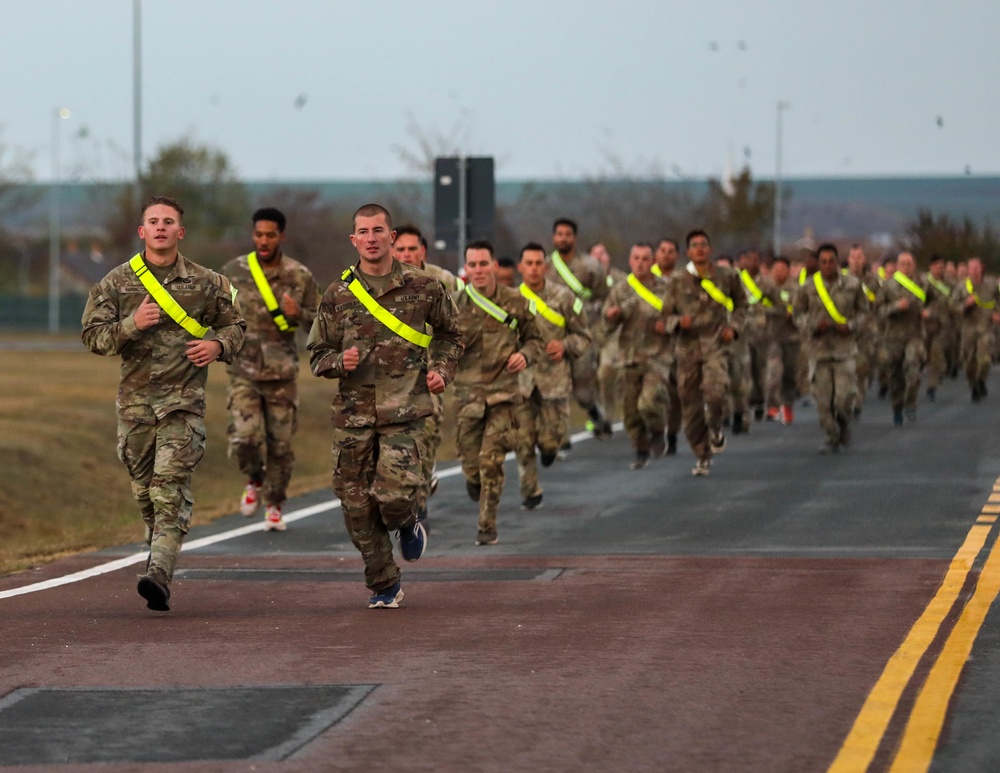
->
<box><xmin>720</xmin><ymin>326</ymin><xmax>735</xmax><ymax>343</ymax></box>
<box><xmin>993</xmin><ymin>312</ymin><xmax>1000</xmax><ymax>324</ymax></box>
<box><xmin>185</xmin><ymin>339</ymin><xmax>223</xmax><ymax>367</ymax></box>
<box><xmin>280</xmin><ymin>292</ymin><xmax>301</xmax><ymax>319</ymax></box>
<box><xmin>427</xmin><ymin>370</ymin><xmax>446</xmax><ymax>394</ymax></box>
<box><xmin>966</xmin><ymin>296</ymin><xmax>977</xmax><ymax>309</ymax></box>
<box><xmin>921</xmin><ymin>309</ymin><xmax>931</xmax><ymax>319</ymax></box>
<box><xmin>342</xmin><ymin>346</ymin><xmax>360</xmax><ymax>372</ymax></box>
<box><xmin>605</xmin><ymin>306</ymin><xmax>620</xmax><ymax>322</ymax></box>
<box><xmin>898</xmin><ymin>298</ymin><xmax>909</xmax><ymax>311</ymax></box>
<box><xmin>505</xmin><ymin>352</ymin><xmax>527</xmax><ymax>373</ymax></box>
<box><xmin>134</xmin><ymin>294</ymin><xmax>161</xmax><ymax>331</ymax></box>
<box><xmin>654</xmin><ymin>318</ymin><xmax>667</xmax><ymax>335</ymax></box>
<box><xmin>679</xmin><ymin>314</ymin><xmax>693</xmax><ymax>330</ymax></box>
<box><xmin>546</xmin><ymin>339</ymin><xmax>565</xmax><ymax>362</ymax></box>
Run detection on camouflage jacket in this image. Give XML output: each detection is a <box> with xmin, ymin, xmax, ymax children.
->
<box><xmin>452</xmin><ymin>283</ymin><xmax>544</xmax><ymax>418</ymax></box>
<box><xmin>547</xmin><ymin>250</ymin><xmax>610</xmax><ymax>320</ymax></box>
<box><xmin>221</xmin><ymin>253</ymin><xmax>321</xmax><ymax>381</ymax></box>
<box><xmin>759</xmin><ymin>276</ymin><xmax>799</xmax><ymax>342</ymax></box>
<box><xmin>923</xmin><ymin>273</ymin><xmax>956</xmax><ymax>334</ymax></box>
<box><xmin>81</xmin><ymin>252</ymin><xmax>246</xmax><ymax>423</ymax></box>
<box><xmin>424</xmin><ymin>262</ymin><xmax>461</xmax><ymax>293</ymax></box>
<box><xmin>307</xmin><ymin>259</ymin><xmax>463</xmax><ymax>429</ymax></box>
<box><xmin>518</xmin><ymin>280</ymin><xmax>591</xmax><ymax>400</ymax></box>
<box><xmin>876</xmin><ymin>272</ymin><xmax>927</xmax><ymax>343</ymax></box>
<box><xmin>794</xmin><ymin>272</ymin><xmax>869</xmax><ymax>362</ymax></box>
<box><xmin>738</xmin><ymin>269</ymin><xmax>772</xmax><ymax>343</ymax></box>
<box><xmin>664</xmin><ymin>263</ymin><xmax>748</xmax><ymax>361</ymax></box>
<box><xmin>952</xmin><ymin>278</ymin><xmax>1000</xmax><ymax>332</ymax></box>
<box><xmin>603</xmin><ymin>273</ymin><xmax>671</xmax><ymax>367</ymax></box>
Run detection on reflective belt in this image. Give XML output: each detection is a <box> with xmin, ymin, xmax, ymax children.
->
<box><xmin>966</xmin><ymin>278</ymin><xmax>996</xmax><ymax>310</ymax></box>
<box><xmin>626</xmin><ymin>273</ymin><xmax>664</xmax><ymax>312</ymax></box>
<box><xmin>740</xmin><ymin>269</ymin><xmax>772</xmax><ymax>306</ymax></box>
<box><xmin>129</xmin><ymin>253</ymin><xmax>208</xmax><ymax>338</ymax></box>
<box><xmin>813</xmin><ymin>272</ymin><xmax>847</xmax><ymax>324</ymax></box>
<box><xmin>926</xmin><ymin>273</ymin><xmax>951</xmax><ymax>297</ymax></box>
<box><xmin>686</xmin><ymin>262</ymin><xmax>733</xmax><ymax>312</ymax></box>
<box><xmin>519</xmin><ymin>283</ymin><xmax>565</xmax><ymax>328</ymax></box>
<box><xmin>651</xmin><ymin>264</ymin><xmax>663</xmax><ymax>277</ymax></box>
<box><xmin>892</xmin><ymin>270</ymin><xmax>926</xmax><ymax>303</ymax></box>
<box><xmin>342</xmin><ymin>268</ymin><xmax>432</xmax><ymax>348</ymax></box>
<box><xmin>550</xmin><ymin>251</ymin><xmax>592</xmax><ymax>300</ymax></box>
<box><xmin>247</xmin><ymin>252</ymin><xmax>295</xmax><ymax>331</ymax></box>
<box><xmin>465</xmin><ymin>284</ymin><xmax>518</xmax><ymax>329</ymax></box>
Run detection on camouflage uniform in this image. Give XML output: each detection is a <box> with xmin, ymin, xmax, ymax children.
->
<box><xmin>664</xmin><ymin>263</ymin><xmax>748</xmax><ymax>464</ymax></box>
<box><xmin>794</xmin><ymin>273</ymin><xmax>869</xmax><ymax>447</ymax></box>
<box><xmin>603</xmin><ymin>273</ymin><xmax>672</xmax><ymax>458</ymax></box>
<box><xmin>923</xmin><ymin>273</ymin><xmax>957</xmax><ymax>394</ymax></box>
<box><xmin>453</xmin><ymin>284</ymin><xmax>544</xmax><ymax>543</ymax></box>
<box><xmin>547</xmin><ymin>250</ymin><xmax>610</xmax><ymax>421</ymax></box>
<box><xmin>597</xmin><ymin>268</ymin><xmax>627</xmax><ymax>422</ymax></box>
<box><xmin>849</xmin><ymin>272</ymin><xmax>880</xmax><ymax>414</ymax></box>
<box><xmin>307</xmin><ymin>260</ymin><xmax>462</xmax><ymax>593</ymax></box>
<box><xmin>738</xmin><ymin>269</ymin><xmax>773</xmax><ymax>421</ymax></box>
<box><xmin>221</xmin><ymin>253</ymin><xmax>320</xmax><ymax>507</ymax></box>
<box><xmin>81</xmin><ymin>252</ymin><xmax>245</xmax><ymax>583</ymax></box>
<box><xmin>515</xmin><ymin>281</ymin><xmax>591</xmax><ymax>500</ymax></box>
<box><xmin>759</xmin><ymin>276</ymin><xmax>800</xmax><ymax>409</ymax></box>
<box><xmin>876</xmin><ymin>273</ymin><xmax>927</xmax><ymax>413</ymax></box>
<box><xmin>952</xmin><ymin>278</ymin><xmax>1000</xmax><ymax>395</ymax></box>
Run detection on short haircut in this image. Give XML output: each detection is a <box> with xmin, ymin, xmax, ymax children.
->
<box><xmin>553</xmin><ymin>217</ymin><xmax>578</xmax><ymax>235</ymax></box>
<box><xmin>817</xmin><ymin>242</ymin><xmax>839</xmax><ymax>258</ymax></box>
<box><xmin>657</xmin><ymin>237</ymin><xmax>679</xmax><ymax>250</ymax></box>
<box><xmin>252</xmin><ymin>207</ymin><xmax>286</xmax><ymax>231</ymax></box>
<box><xmin>773</xmin><ymin>255</ymin><xmax>790</xmax><ymax>267</ymax></box>
<box><xmin>465</xmin><ymin>239</ymin><xmax>494</xmax><ymax>258</ymax></box>
<box><xmin>929</xmin><ymin>253</ymin><xmax>944</xmax><ymax>264</ymax></box>
<box><xmin>394</xmin><ymin>223</ymin><xmax>424</xmax><ymax>241</ymax></box>
<box><xmin>520</xmin><ymin>241</ymin><xmax>546</xmax><ymax>259</ymax></box>
<box><xmin>141</xmin><ymin>195</ymin><xmax>183</xmax><ymax>222</ymax></box>
<box><xmin>685</xmin><ymin>229</ymin><xmax>710</xmax><ymax>247</ymax></box>
<box><xmin>631</xmin><ymin>242</ymin><xmax>654</xmax><ymax>253</ymax></box>
<box><xmin>497</xmin><ymin>256</ymin><xmax>516</xmax><ymax>270</ymax></box>
<box><xmin>353</xmin><ymin>203</ymin><xmax>392</xmax><ymax>230</ymax></box>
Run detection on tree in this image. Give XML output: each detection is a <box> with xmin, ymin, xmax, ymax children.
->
<box><xmin>902</xmin><ymin>209</ymin><xmax>1000</xmax><ymax>270</ymax></box>
<box><xmin>697</xmin><ymin>166</ymin><xmax>776</xmax><ymax>255</ymax></box>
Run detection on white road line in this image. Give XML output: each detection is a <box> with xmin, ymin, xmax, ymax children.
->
<box><xmin>0</xmin><ymin>426</ymin><xmax>607</xmax><ymax>600</ymax></box>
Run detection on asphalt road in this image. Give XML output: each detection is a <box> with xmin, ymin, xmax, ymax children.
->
<box><xmin>2</xmin><ymin>371</ymin><xmax>1000</xmax><ymax>772</ymax></box>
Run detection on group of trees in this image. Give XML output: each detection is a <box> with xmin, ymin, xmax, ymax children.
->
<box><xmin>903</xmin><ymin>210</ymin><xmax>1000</xmax><ymax>271</ymax></box>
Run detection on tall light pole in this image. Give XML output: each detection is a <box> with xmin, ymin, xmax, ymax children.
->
<box><xmin>773</xmin><ymin>100</ymin><xmax>790</xmax><ymax>258</ymax></box>
<box><xmin>48</xmin><ymin>107</ymin><xmax>71</xmax><ymax>334</ymax></box>
<box><xmin>133</xmin><ymin>0</ymin><xmax>143</xmax><ymax>209</ymax></box>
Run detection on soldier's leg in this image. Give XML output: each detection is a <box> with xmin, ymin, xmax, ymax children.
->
<box><xmin>832</xmin><ymin>359</ymin><xmax>858</xmax><ymax>432</ymax></box>
<box><xmin>885</xmin><ymin>344</ymin><xmax>907</xmax><ymax>412</ymax></box>
<box><xmin>729</xmin><ymin>344</ymin><xmax>749</xmax><ymax>419</ymax></box>
<box><xmin>703</xmin><ymin>348</ymin><xmax>731</xmax><ymax>439</ymax></box>
<box><xmin>261</xmin><ymin>380</ymin><xmax>297</xmax><ymax>507</ymax></box>
<box><xmin>903</xmin><ymin>338</ymin><xmax>925</xmax><ymax>410</ymax></box>
<box><xmin>677</xmin><ymin>358</ymin><xmax>710</xmax><ymax>461</ymax></box>
<box><xmin>812</xmin><ymin>362</ymin><xmax>839</xmax><ymax>444</ymax></box>
<box><xmin>926</xmin><ymin>331</ymin><xmax>945</xmax><ymax>392</ymax></box>
<box><xmin>637</xmin><ymin>365</ymin><xmax>667</xmax><ymax>439</ymax></box>
<box><xmin>621</xmin><ymin>366</ymin><xmax>646</xmax><ymax>455</ymax></box>
<box><xmin>478</xmin><ymin>403</ymin><xmax>518</xmax><ymax>540</ymax></box>
<box><xmin>666</xmin><ymin>360</ymin><xmax>682</xmax><ymax>439</ymax></box>
<box><xmin>117</xmin><ymin>418</ymin><xmax>157</xmax><ymax>548</ymax></box>
<box><xmin>976</xmin><ymin>328</ymin><xmax>993</xmax><ymax>385</ymax></box>
<box><xmin>571</xmin><ymin>344</ymin><xmax>600</xmax><ymax>411</ymax></box>
<box><xmin>332</xmin><ymin>426</ymin><xmax>399</xmax><ymax>592</ymax></box>
<box><xmin>371</xmin><ymin>420</ymin><xmax>425</xmax><ymax>532</ymax></box>
<box><xmin>598</xmin><ymin>343</ymin><xmax>621</xmax><ymax>423</ymax></box>
<box><xmin>538</xmin><ymin>397</ymin><xmax>569</xmax><ymax>460</ymax></box>
<box><xmin>227</xmin><ymin>377</ymin><xmax>266</xmax><ymax>485</ymax></box>
<box><xmin>748</xmin><ymin>339</ymin><xmax>769</xmax><ymax>415</ymax></box>
<box><xmin>456</xmin><ymin>413</ymin><xmax>486</xmax><ymax>490</ymax></box>
<box><xmin>780</xmin><ymin>340</ymin><xmax>800</xmax><ymax>407</ymax></box>
<box><xmin>515</xmin><ymin>395</ymin><xmax>540</xmax><ymax>501</ymax></box>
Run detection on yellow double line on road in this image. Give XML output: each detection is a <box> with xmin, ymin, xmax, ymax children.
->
<box><xmin>829</xmin><ymin>477</ymin><xmax>1000</xmax><ymax>772</ymax></box>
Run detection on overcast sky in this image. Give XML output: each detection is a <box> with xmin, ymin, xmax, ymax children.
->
<box><xmin>4</xmin><ymin>0</ymin><xmax>998</xmax><ymax>183</ymax></box>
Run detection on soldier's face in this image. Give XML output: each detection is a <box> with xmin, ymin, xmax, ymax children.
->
<box><xmin>930</xmin><ymin>261</ymin><xmax>945</xmax><ymax>279</ymax></box>
<box><xmin>590</xmin><ymin>243</ymin><xmax>610</xmax><ymax>269</ymax></box>
<box><xmin>655</xmin><ymin>241</ymin><xmax>678</xmax><ymax>271</ymax></box>
<box><xmin>629</xmin><ymin>246</ymin><xmax>654</xmax><ymax>279</ymax></box>
<box><xmin>847</xmin><ymin>248</ymin><xmax>866</xmax><ymax>275</ymax></box>
<box><xmin>818</xmin><ymin>249</ymin><xmax>839</xmax><ymax>279</ymax></box>
<box><xmin>772</xmin><ymin>261</ymin><xmax>789</xmax><ymax>283</ymax></box>
<box><xmin>897</xmin><ymin>253</ymin><xmax>916</xmax><ymax>277</ymax></box>
<box><xmin>687</xmin><ymin>235</ymin><xmax>711</xmax><ymax>264</ymax></box>
<box><xmin>253</xmin><ymin>219</ymin><xmax>284</xmax><ymax>262</ymax></box>
<box><xmin>519</xmin><ymin>249</ymin><xmax>547</xmax><ymax>287</ymax></box>
<box><xmin>465</xmin><ymin>248</ymin><xmax>497</xmax><ymax>293</ymax></box>
<box><xmin>553</xmin><ymin>225</ymin><xmax>576</xmax><ymax>254</ymax></box>
<box><xmin>138</xmin><ymin>204</ymin><xmax>185</xmax><ymax>253</ymax></box>
<box><xmin>739</xmin><ymin>251</ymin><xmax>759</xmax><ymax>274</ymax></box>
<box><xmin>969</xmin><ymin>260</ymin><xmax>983</xmax><ymax>283</ymax></box>
<box><xmin>351</xmin><ymin>214</ymin><xmax>395</xmax><ymax>265</ymax></box>
<box><xmin>392</xmin><ymin>233</ymin><xmax>425</xmax><ymax>268</ymax></box>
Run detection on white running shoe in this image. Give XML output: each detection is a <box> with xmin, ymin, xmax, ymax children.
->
<box><xmin>239</xmin><ymin>482</ymin><xmax>260</xmax><ymax>516</ymax></box>
<box><xmin>263</xmin><ymin>504</ymin><xmax>287</xmax><ymax>532</ymax></box>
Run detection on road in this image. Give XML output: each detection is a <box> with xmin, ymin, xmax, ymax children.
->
<box><xmin>2</xmin><ymin>372</ymin><xmax>1000</xmax><ymax>772</ymax></box>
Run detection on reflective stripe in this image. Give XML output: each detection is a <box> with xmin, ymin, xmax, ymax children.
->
<box><xmin>926</xmin><ymin>273</ymin><xmax>952</xmax><ymax>298</ymax></box>
<box><xmin>519</xmin><ymin>283</ymin><xmax>566</xmax><ymax>328</ymax></box>
<box><xmin>779</xmin><ymin>289</ymin><xmax>793</xmax><ymax>314</ymax></box>
<box><xmin>651</xmin><ymin>264</ymin><xmax>663</xmax><ymax>277</ymax></box>
<box><xmin>862</xmin><ymin>283</ymin><xmax>876</xmax><ymax>303</ymax></box>
<box><xmin>813</xmin><ymin>272</ymin><xmax>847</xmax><ymax>324</ymax></box>
<box><xmin>892</xmin><ymin>270</ymin><xmax>926</xmax><ymax>303</ymax></box>
<box><xmin>247</xmin><ymin>252</ymin><xmax>295</xmax><ymax>331</ymax></box>
<box><xmin>740</xmin><ymin>269</ymin><xmax>773</xmax><ymax>306</ymax></box>
<box><xmin>878</xmin><ymin>266</ymin><xmax>887</xmax><ymax>281</ymax></box>
<box><xmin>465</xmin><ymin>284</ymin><xmax>518</xmax><ymax>329</ymax></box>
<box><xmin>799</xmin><ymin>267</ymin><xmax>808</xmax><ymax>286</ymax></box>
<box><xmin>129</xmin><ymin>253</ymin><xmax>208</xmax><ymax>338</ymax></box>
<box><xmin>626</xmin><ymin>273</ymin><xmax>664</xmax><ymax>312</ymax></box>
<box><xmin>686</xmin><ymin>261</ymin><xmax>734</xmax><ymax>312</ymax></box>
<box><xmin>550</xmin><ymin>251</ymin><xmax>592</xmax><ymax>300</ymax></box>
<box><xmin>342</xmin><ymin>268</ymin><xmax>432</xmax><ymax>348</ymax></box>
<box><xmin>966</xmin><ymin>278</ymin><xmax>996</xmax><ymax>310</ymax></box>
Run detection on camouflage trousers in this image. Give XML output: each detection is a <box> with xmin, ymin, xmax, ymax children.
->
<box><xmin>879</xmin><ymin>336</ymin><xmax>925</xmax><ymax>411</ymax></box>
<box><xmin>766</xmin><ymin>337</ymin><xmax>801</xmax><ymax>408</ymax></box>
<box><xmin>960</xmin><ymin>326</ymin><xmax>994</xmax><ymax>387</ymax></box>
<box><xmin>727</xmin><ymin>341</ymin><xmax>751</xmax><ymax>417</ymax></box>
<box><xmin>117</xmin><ymin>410</ymin><xmax>206</xmax><ymax>581</ymax></box>
<box><xmin>811</xmin><ymin>358</ymin><xmax>857</xmax><ymax>444</ymax></box>
<box><xmin>515</xmin><ymin>390</ymin><xmax>569</xmax><ymax>500</ymax></box>
<box><xmin>456</xmin><ymin>402</ymin><xmax>519</xmax><ymax>539</ymax></box>
<box><xmin>745</xmin><ymin>335</ymin><xmax>770</xmax><ymax>411</ymax></box>
<box><xmin>598</xmin><ymin>338</ymin><xmax>623</xmax><ymax>422</ymax></box>
<box><xmin>416</xmin><ymin>391</ymin><xmax>445</xmax><ymax>515</ymax></box>
<box><xmin>677</xmin><ymin>349</ymin><xmax>729</xmax><ymax>462</ymax></box>
<box><xmin>570</xmin><ymin>342</ymin><xmax>602</xmax><ymax>413</ymax></box>
<box><xmin>854</xmin><ymin>335</ymin><xmax>878</xmax><ymax>413</ymax></box>
<box><xmin>227</xmin><ymin>376</ymin><xmax>298</xmax><ymax>506</ymax></box>
<box><xmin>332</xmin><ymin>421</ymin><xmax>425</xmax><ymax>592</ymax></box>
<box><xmin>622</xmin><ymin>363</ymin><xmax>668</xmax><ymax>455</ymax></box>
<box><xmin>925</xmin><ymin>322</ymin><xmax>956</xmax><ymax>390</ymax></box>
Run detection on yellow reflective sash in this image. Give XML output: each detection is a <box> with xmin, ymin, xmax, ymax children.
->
<box><xmin>862</xmin><ymin>282</ymin><xmax>876</xmax><ymax>303</ymax></box>
<box><xmin>247</xmin><ymin>252</ymin><xmax>295</xmax><ymax>331</ymax></box>
<box><xmin>465</xmin><ymin>284</ymin><xmax>518</xmax><ymax>329</ymax></box>
<box><xmin>799</xmin><ymin>267</ymin><xmax>808</xmax><ymax>286</ymax></box>
<box><xmin>129</xmin><ymin>253</ymin><xmax>208</xmax><ymax>338</ymax></box>
<box><xmin>651</xmin><ymin>264</ymin><xmax>663</xmax><ymax>277</ymax></box>
<box><xmin>342</xmin><ymin>268</ymin><xmax>431</xmax><ymax>348</ymax></box>
<box><xmin>877</xmin><ymin>266</ymin><xmax>887</xmax><ymax>281</ymax></box>
<box><xmin>520</xmin><ymin>283</ymin><xmax>565</xmax><ymax>328</ymax></box>
<box><xmin>740</xmin><ymin>269</ymin><xmax>773</xmax><ymax>307</ymax></box>
<box><xmin>686</xmin><ymin>261</ymin><xmax>734</xmax><ymax>312</ymax></box>
<box><xmin>779</xmin><ymin>289</ymin><xmax>793</xmax><ymax>314</ymax></box>
<box><xmin>813</xmin><ymin>272</ymin><xmax>847</xmax><ymax>324</ymax></box>
<box><xmin>926</xmin><ymin>273</ymin><xmax>951</xmax><ymax>298</ymax></box>
<box><xmin>966</xmin><ymin>278</ymin><xmax>996</xmax><ymax>310</ymax></box>
<box><xmin>549</xmin><ymin>251</ymin><xmax>592</xmax><ymax>300</ymax></box>
<box><xmin>892</xmin><ymin>270</ymin><xmax>926</xmax><ymax>303</ymax></box>
<box><xmin>626</xmin><ymin>273</ymin><xmax>664</xmax><ymax>312</ymax></box>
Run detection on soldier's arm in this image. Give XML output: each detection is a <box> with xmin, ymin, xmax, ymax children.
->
<box><xmin>562</xmin><ymin>297</ymin><xmax>592</xmax><ymax>359</ymax></box>
<box><xmin>728</xmin><ymin>271</ymin><xmax>748</xmax><ymax>336</ymax></box>
<box><xmin>307</xmin><ymin>290</ymin><xmax>348</xmax><ymax>379</ymax></box>
<box><xmin>516</xmin><ymin>300</ymin><xmax>545</xmax><ymax>366</ymax></box>
<box><xmin>81</xmin><ymin>279</ymin><xmax>143</xmax><ymax>356</ymax></box>
<box><xmin>203</xmin><ymin>274</ymin><xmax>246</xmax><ymax>363</ymax></box>
<box><xmin>793</xmin><ymin>287</ymin><xmax>812</xmax><ymax>335</ymax></box>
<box><xmin>602</xmin><ymin>284</ymin><xmax>624</xmax><ymax>333</ymax></box>
<box><xmin>427</xmin><ymin>282</ymin><xmax>464</xmax><ymax>386</ymax></box>
<box><xmin>296</xmin><ymin>271</ymin><xmax>323</xmax><ymax>329</ymax></box>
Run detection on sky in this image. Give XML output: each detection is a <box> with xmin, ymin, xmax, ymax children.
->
<box><xmin>4</xmin><ymin>0</ymin><xmax>999</xmax><ymax>183</ymax></box>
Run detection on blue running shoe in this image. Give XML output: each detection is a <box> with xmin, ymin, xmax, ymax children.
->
<box><xmin>368</xmin><ymin>581</ymin><xmax>404</xmax><ymax>609</ymax></box>
<box><xmin>398</xmin><ymin>520</ymin><xmax>427</xmax><ymax>562</ymax></box>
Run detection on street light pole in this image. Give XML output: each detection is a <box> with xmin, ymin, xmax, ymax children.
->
<box><xmin>133</xmin><ymin>0</ymin><xmax>143</xmax><ymax>209</ymax></box>
<box><xmin>48</xmin><ymin>107</ymin><xmax>71</xmax><ymax>334</ymax></box>
<box><xmin>773</xmin><ymin>100</ymin><xmax>790</xmax><ymax>258</ymax></box>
